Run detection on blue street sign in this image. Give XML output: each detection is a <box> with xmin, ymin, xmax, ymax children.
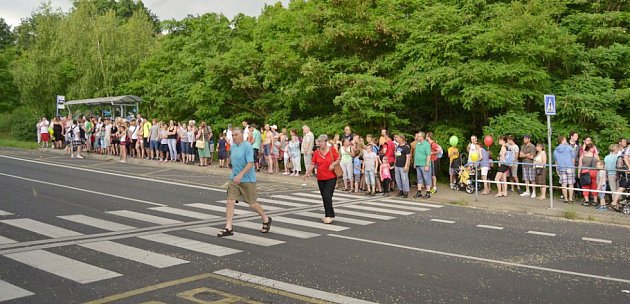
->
<box><xmin>544</xmin><ymin>95</ymin><xmax>556</xmax><ymax>115</ymax></box>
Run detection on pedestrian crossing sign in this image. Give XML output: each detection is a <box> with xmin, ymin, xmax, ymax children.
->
<box><xmin>544</xmin><ymin>95</ymin><xmax>556</xmax><ymax>115</ymax></box>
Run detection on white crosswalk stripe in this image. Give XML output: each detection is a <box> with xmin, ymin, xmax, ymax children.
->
<box><xmin>216</xmin><ymin>200</ymin><xmax>284</xmax><ymax>211</ymax></box>
<box><xmin>343</xmin><ymin>205</ymin><xmax>414</xmax><ymax>215</ymax></box>
<box><xmin>236</xmin><ymin>221</ymin><xmax>320</xmax><ymax>239</ymax></box>
<box><xmin>0</xmin><ymin>218</ymin><xmax>83</xmax><ymax>238</ymax></box>
<box><xmin>310</xmin><ymin>191</ymin><xmax>361</xmax><ymax>199</ymax></box>
<box><xmin>333</xmin><ymin>209</ymin><xmax>396</xmax><ymax>220</ymax></box>
<box><xmin>292</xmin><ymin>193</ymin><xmax>349</xmax><ymax>201</ymax></box>
<box><xmin>0</xmin><ymin>235</ymin><xmax>18</xmax><ymax>244</ymax></box>
<box><xmin>4</xmin><ymin>250</ymin><xmax>121</xmax><ymax>283</ymax></box>
<box><xmin>380</xmin><ymin>199</ymin><xmax>443</xmax><ymax>208</ymax></box>
<box><xmin>257</xmin><ymin>198</ymin><xmax>309</xmax><ymax>208</ymax></box>
<box><xmin>272</xmin><ymin>216</ymin><xmax>349</xmax><ymax>232</ymax></box>
<box><xmin>295</xmin><ymin>212</ymin><xmax>374</xmax><ymax>226</ymax></box>
<box><xmin>0</xmin><ymin>210</ymin><xmax>13</xmax><ymax>216</ymax></box>
<box><xmin>58</xmin><ymin>215</ymin><xmax>137</xmax><ymax>232</ymax></box>
<box><xmin>0</xmin><ymin>280</ymin><xmax>34</xmax><ymax>302</ymax></box>
<box><xmin>361</xmin><ymin>202</ymin><xmax>430</xmax><ymax>212</ymax></box>
<box><xmin>149</xmin><ymin>206</ymin><xmax>221</xmax><ymax>220</ymax></box>
<box><xmin>106</xmin><ymin>210</ymin><xmax>183</xmax><ymax>225</ymax></box>
<box><xmin>189</xmin><ymin>227</ymin><xmax>285</xmax><ymax>247</ymax></box>
<box><xmin>79</xmin><ymin>241</ymin><xmax>188</xmax><ymax>268</ymax></box>
<box><xmin>271</xmin><ymin>195</ymin><xmax>326</xmax><ymax>204</ymax></box>
<box><xmin>138</xmin><ymin>233</ymin><xmax>241</xmax><ymax>256</ymax></box>
<box><xmin>185</xmin><ymin>203</ymin><xmax>254</xmax><ymax>215</ymax></box>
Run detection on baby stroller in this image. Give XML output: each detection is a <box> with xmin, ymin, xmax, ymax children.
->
<box><xmin>618</xmin><ymin>186</ymin><xmax>630</xmax><ymax>215</ymax></box>
<box><xmin>452</xmin><ymin>153</ymin><xmax>480</xmax><ymax>194</ymax></box>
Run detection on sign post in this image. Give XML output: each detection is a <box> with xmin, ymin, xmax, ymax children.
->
<box><xmin>56</xmin><ymin>95</ymin><xmax>65</xmax><ymax>117</ymax></box>
<box><xmin>544</xmin><ymin>95</ymin><xmax>556</xmax><ymax>209</ymax></box>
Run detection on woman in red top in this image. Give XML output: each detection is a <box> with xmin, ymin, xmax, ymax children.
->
<box><xmin>305</xmin><ymin>134</ymin><xmax>340</xmax><ymax>224</ymax></box>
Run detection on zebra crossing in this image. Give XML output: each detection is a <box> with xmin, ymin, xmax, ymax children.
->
<box><xmin>0</xmin><ymin>194</ymin><xmax>443</xmax><ymax>302</ymax></box>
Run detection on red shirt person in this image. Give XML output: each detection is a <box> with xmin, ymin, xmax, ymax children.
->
<box><xmin>305</xmin><ymin>134</ymin><xmax>340</xmax><ymax>224</ymax></box>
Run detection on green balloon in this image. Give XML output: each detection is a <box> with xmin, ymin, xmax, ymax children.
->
<box><xmin>449</xmin><ymin>136</ymin><xmax>458</xmax><ymax>147</ymax></box>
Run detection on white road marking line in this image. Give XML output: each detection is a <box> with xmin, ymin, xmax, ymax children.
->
<box><xmin>58</xmin><ymin>215</ymin><xmax>137</xmax><ymax>232</ymax></box>
<box><xmin>0</xmin><ymin>172</ymin><xmax>166</xmax><ymax>207</ymax></box>
<box><xmin>214</xmin><ymin>269</ymin><xmax>377</xmax><ymax>304</ymax></box>
<box><xmin>0</xmin><ymin>155</ymin><xmax>225</xmax><ymax>192</ymax></box>
<box><xmin>0</xmin><ymin>279</ymin><xmax>34</xmax><ymax>302</ymax></box>
<box><xmin>236</xmin><ymin>221</ymin><xmax>320</xmax><ymax>239</ymax></box>
<box><xmin>270</xmin><ymin>195</ymin><xmax>324</xmax><ymax>204</ymax></box>
<box><xmin>334</xmin><ymin>209</ymin><xmax>396</xmax><ymax>220</ymax></box>
<box><xmin>189</xmin><ymin>227</ymin><xmax>285</xmax><ymax>247</ymax></box>
<box><xmin>256</xmin><ymin>198</ymin><xmax>309</xmax><ymax>208</ymax></box>
<box><xmin>0</xmin><ymin>210</ymin><xmax>13</xmax><ymax>216</ymax></box>
<box><xmin>149</xmin><ymin>207</ymin><xmax>221</xmax><ymax>220</ymax></box>
<box><xmin>476</xmin><ymin>224</ymin><xmax>504</xmax><ymax>230</ymax></box>
<box><xmin>272</xmin><ymin>216</ymin><xmax>349</xmax><ymax>232</ymax></box>
<box><xmin>291</xmin><ymin>193</ymin><xmax>349</xmax><ymax>201</ymax></box>
<box><xmin>4</xmin><ymin>249</ymin><xmax>121</xmax><ymax>283</ymax></box>
<box><xmin>361</xmin><ymin>202</ymin><xmax>430</xmax><ymax>212</ymax></box>
<box><xmin>0</xmin><ymin>235</ymin><xmax>18</xmax><ymax>244</ymax></box>
<box><xmin>295</xmin><ymin>212</ymin><xmax>374</xmax><ymax>226</ymax></box>
<box><xmin>343</xmin><ymin>205</ymin><xmax>414</xmax><ymax>215</ymax></box>
<box><xmin>79</xmin><ymin>241</ymin><xmax>188</xmax><ymax>268</ymax></box>
<box><xmin>430</xmin><ymin>219</ymin><xmax>455</xmax><ymax>224</ymax></box>
<box><xmin>215</xmin><ymin>200</ymin><xmax>284</xmax><ymax>211</ymax></box>
<box><xmin>527</xmin><ymin>231</ymin><xmax>556</xmax><ymax>237</ymax></box>
<box><xmin>380</xmin><ymin>199</ymin><xmax>443</xmax><ymax>208</ymax></box>
<box><xmin>138</xmin><ymin>233</ymin><xmax>240</xmax><ymax>257</ymax></box>
<box><xmin>582</xmin><ymin>237</ymin><xmax>612</xmax><ymax>244</ymax></box>
<box><xmin>329</xmin><ymin>234</ymin><xmax>630</xmax><ymax>284</ymax></box>
<box><xmin>0</xmin><ymin>218</ymin><xmax>83</xmax><ymax>238</ymax></box>
<box><xmin>185</xmin><ymin>203</ymin><xmax>254</xmax><ymax>215</ymax></box>
<box><xmin>310</xmin><ymin>191</ymin><xmax>360</xmax><ymax>199</ymax></box>
<box><xmin>106</xmin><ymin>210</ymin><xmax>182</xmax><ymax>225</ymax></box>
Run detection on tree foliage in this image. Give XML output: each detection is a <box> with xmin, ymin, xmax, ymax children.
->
<box><xmin>4</xmin><ymin>0</ymin><xmax>629</xmax><ymax>147</ymax></box>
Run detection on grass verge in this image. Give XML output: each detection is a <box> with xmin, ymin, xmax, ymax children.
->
<box><xmin>0</xmin><ymin>136</ymin><xmax>39</xmax><ymax>150</ymax></box>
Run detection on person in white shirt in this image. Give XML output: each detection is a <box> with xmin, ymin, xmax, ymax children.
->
<box><xmin>39</xmin><ymin>117</ymin><xmax>50</xmax><ymax>148</ymax></box>
<box><xmin>242</xmin><ymin>121</ymin><xmax>250</xmax><ymax>142</ymax></box>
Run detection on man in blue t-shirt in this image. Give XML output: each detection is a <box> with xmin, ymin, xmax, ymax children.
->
<box><xmin>217</xmin><ymin>127</ymin><xmax>271</xmax><ymax>237</ymax></box>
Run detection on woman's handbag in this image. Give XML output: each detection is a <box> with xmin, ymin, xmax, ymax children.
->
<box><xmin>328</xmin><ymin>149</ymin><xmax>343</xmax><ymax>178</ymax></box>
<box><xmin>196</xmin><ymin>129</ymin><xmax>206</xmax><ymax>147</ymax></box>
<box><xmin>579</xmin><ymin>172</ymin><xmax>591</xmax><ymax>186</ymax></box>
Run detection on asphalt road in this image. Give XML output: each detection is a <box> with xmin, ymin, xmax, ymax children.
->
<box><xmin>0</xmin><ymin>147</ymin><xmax>629</xmax><ymax>303</ymax></box>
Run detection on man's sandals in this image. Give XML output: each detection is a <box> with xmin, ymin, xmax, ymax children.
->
<box><xmin>217</xmin><ymin>217</ymin><xmax>272</xmax><ymax>237</ymax></box>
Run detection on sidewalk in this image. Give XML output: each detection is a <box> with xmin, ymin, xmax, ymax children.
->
<box><xmin>39</xmin><ymin>148</ymin><xmax>630</xmax><ymax>227</ymax></box>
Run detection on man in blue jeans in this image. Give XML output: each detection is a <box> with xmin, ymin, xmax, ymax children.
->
<box><xmin>394</xmin><ymin>134</ymin><xmax>411</xmax><ymax>198</ymax></box>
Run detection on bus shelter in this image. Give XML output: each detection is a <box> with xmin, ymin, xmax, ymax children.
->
<box><xmin>63</xmin><ymin>95</ymin><xmax>143</xmax><ymax>119</ymax></box>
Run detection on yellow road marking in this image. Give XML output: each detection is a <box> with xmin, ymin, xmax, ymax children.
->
<box><xmin>85</xmin><ymin>272</ymin><xmax>330</xmax><ymax>304</ymax></box>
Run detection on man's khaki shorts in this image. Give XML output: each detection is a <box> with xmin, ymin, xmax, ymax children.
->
<box><xmin>227</xmin><ymin>181</ymin><xmax>258</xmax><ymax>204</ymax></box>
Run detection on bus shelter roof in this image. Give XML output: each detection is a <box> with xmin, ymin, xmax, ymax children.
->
<box><xmin>64</xmin><ymin>95</ymin><xmax>143</xmax><ymax>106</ymax></box>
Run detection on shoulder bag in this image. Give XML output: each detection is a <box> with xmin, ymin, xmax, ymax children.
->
<box><xmin>196</xmin><ymin>128</ymin><xmax>206</xmax><ymax>148</ymax></box>
<box><xmin>327</xmin><ymin>148</ymin><xmax>343</xmax><ymax>178</ymax></box>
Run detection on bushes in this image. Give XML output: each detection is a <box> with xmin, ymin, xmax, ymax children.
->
<box><xmin>0</xmin><ymin>107</ymin><xmax>41</xmax><ymax>141</ymax></box>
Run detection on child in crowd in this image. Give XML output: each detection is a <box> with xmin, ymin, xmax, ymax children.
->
<box><xmin>448</xmin><ymin>144</ymin><xmax>459</xmax><ymax>189</ymax></box>
<box><xmin>273</xmin><ymin>136</ymin><xmax>281</xmax><ymax>173</ymax></box>
<box><xmin>118</xmin><ymin>125</ymin><xmax>128</xmax><ymax>163</ymax></box>
<box><xmin>380</xmin><ymin>156</ymin><xmax>392</xmax><ymax>195</ymax></box>
<box><xmin>596</xmin><ymin>160</ymin><xmax>607</xmax><ymax>211</ymax></box>
<box><xmin>288</xmin><ymin>133</ymin><xmax>301</xmax><ymax>176</ymax></box>
<box><xmin>604</xmin><ymin>144</ymin><xmax>620</xmax><ymax>206</ymax></box>
<box><xmin>217</xmin><ymin>133</ymin><xmax>227</xmax><ymax>168</ymax></box>
<box><xmin>353</xmin><ymin>154</ymin><xmax>362</xmax><ymax>193</ymax></box>
<box><xmin>362</xmin><ymin>144</ymin><xmax>379</xmax><ymax>196</ymax></box>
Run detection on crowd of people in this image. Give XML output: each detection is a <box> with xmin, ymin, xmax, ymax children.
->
<box><xmin>35</xmin><ymin>115</ymin><xmax>629</xmax><ymax>212</ymax></box>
